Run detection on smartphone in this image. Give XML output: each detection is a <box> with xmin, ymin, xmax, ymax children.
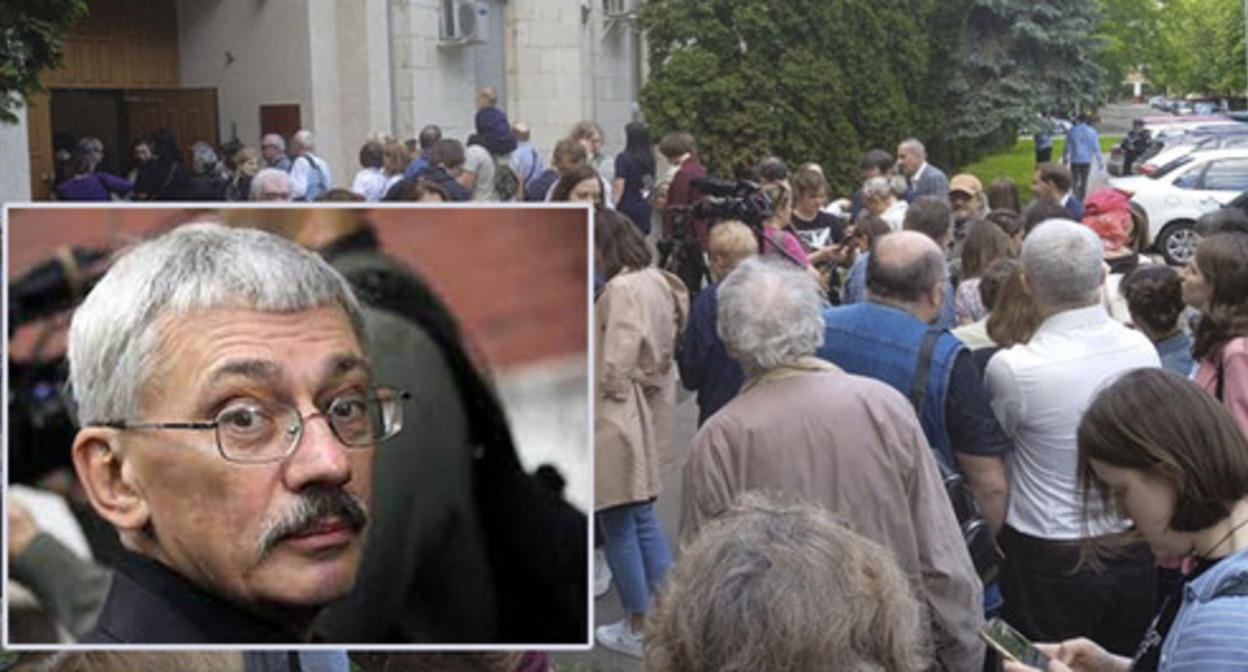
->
<box><xmin>980</xmin><ymin>617</ymin><xmax>1050</xmax><ymax>668</ymax></box>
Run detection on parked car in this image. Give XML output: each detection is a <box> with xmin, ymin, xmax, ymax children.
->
<box><xmin>1137</xmin><ymin>128</ymin><xmax>1248</xmax><ymax>176</ymax></box>
<box><xmin>1110</xmin><ymin>148</ymin><xmax>1248</xmax><ymax>264</ymax></box>
<box><xmin>1133</xmin><ymin>119</ymin><xmax>1242</xmax><ymax>172</ymax></box>
<box><xmin>1221</xmin><ymin>189</ymin><xmax>1248</xmax><ymax>215</ymax></box>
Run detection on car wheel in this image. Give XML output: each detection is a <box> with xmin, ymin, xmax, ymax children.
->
<box><xmin>1157</xmin><ymin>220</ymin><xmax>1198</xmax><ymax>266</ymax></box>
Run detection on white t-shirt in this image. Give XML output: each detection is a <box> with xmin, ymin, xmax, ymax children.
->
<box><xmin>463</xmin><ymin>144</ymin><xmax>498</xmax><ymax>202</ymax></box>
<box><xmin>351</xmin><ymin>167</ymin><xmax>387</xmax><ymax>202</ymax></box>
<box><xmin>985</xmin><ymin>305</ymin><xmax>1160</xmax><ymax>540</ymax></box>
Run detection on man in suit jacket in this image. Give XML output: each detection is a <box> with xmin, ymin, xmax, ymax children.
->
<box><xmin>897</xmin><ymin>138</ymin><xmax>949</xmax><ymax>203</ymax></box>
<box><xmin>1032</xmin><ymin>162</ymin><xmax>1084</xmax><ymax>221</ymax></box>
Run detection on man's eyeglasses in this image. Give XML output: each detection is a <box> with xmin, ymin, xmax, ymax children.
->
<box><xmin>90</xmin><ymin>387</ymin><xmax>409</xmax><ymax>464</ymax></box>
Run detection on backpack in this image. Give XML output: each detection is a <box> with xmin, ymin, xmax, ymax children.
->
<box><xmin>911</xmin><ymin>330</ymin><xmax>1002</xmax><ymax>584</ymax></box>
<box><xmin>493</xmin><ymin>154</ymin><xmax>519</xmax><ymax>201</ymax></box>
<box><xmin>297</xmin><ymin>155</ymin><xmax>328</xmax><ymax>201</ymax></box>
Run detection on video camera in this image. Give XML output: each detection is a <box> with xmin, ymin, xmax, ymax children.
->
<box><xmin>688</xmin><ymin>176</ymin><xmax>773</xmax><ymax>229</ymax></box>
<box><xmin>9</xmin><ymin>246</ymin><xmax>110</xmax><ymax>485</ymax></box>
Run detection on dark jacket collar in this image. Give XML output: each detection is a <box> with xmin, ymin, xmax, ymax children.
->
<box><xmin>82</xmin><ymin>551</ymin><xmax>305</xmax><ymax>644</ymax></box>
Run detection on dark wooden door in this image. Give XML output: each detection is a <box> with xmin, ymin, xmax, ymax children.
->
<box><xmin>26</xmin><ymin>93</ymin><xmax>55</xmax><ymax>201</ymax></box>
<box><xmin>125</xmin><ymin>88</ymin><xmax>219</xmax><ymax>162</ymax></box>
<box><xmin>259</xmin><ymin>104</ymin><xmax>301</xmax><ymax>144</ymax></box>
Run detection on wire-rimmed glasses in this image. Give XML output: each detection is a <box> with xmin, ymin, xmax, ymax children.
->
<box><xmin>90</xmin><ymin>387</ymin><xmax>409</xmax><ymax>464</ymax></box>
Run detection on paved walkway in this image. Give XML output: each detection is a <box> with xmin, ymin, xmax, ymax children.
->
<box><xmin>552</xmin><ymin>390</ymin><xmax>698</xmax><ymax>672</ymax></box>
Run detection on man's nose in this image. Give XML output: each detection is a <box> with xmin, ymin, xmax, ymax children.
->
<box><xmin>283</xmin><ymin>413</ymin><xmax>353</xmax><ymax>490</ymax></box>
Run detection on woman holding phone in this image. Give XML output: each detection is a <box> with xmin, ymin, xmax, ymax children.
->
<box><xmin>1004</xmin><ymin>368</ymin><xmax>1248</xmax><ymax>672</ymax></box>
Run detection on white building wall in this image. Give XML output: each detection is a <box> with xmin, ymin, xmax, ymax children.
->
<box><xmin>177</xmin><ymin>0</ymin><xmax>392</xmax><ymax>190</ymax></box>
<box><xmin>176</xmin><ymin>1</ymin><xmax>314</xmax><ymax>149</ymax></box>
<box><xmin>505</xmin><ymin>0</ymin><xmax>642</xmax><ymax>164</ymax></box>
<box><xmin>593</xmin><ymin>10</ymin><xmax>642</xmax><ymax>158</ymax></box>
<box><xmin>392</xmin><ymin>0</ymin><xmax>478</xmax><ymax>144</ymax></box>
<box><xmin>1</xmin><ymin>109</ymin><xmax>32</xmax><ymax>204</ymax></box>
<box><xmin>513</xmin><ymin>0</ymin><xmax>585</xmax><ymax>161</ymax></box>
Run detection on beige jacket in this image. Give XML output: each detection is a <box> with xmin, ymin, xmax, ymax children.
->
<box><xmin>594</xmin><ymin>267</ymin><xmax>689</xmax><ymax>511</ymax></box>
<box><xmin>682</xmin><ymin>361</ymin><xmax>985</xmax><ymax>672</ymax></box>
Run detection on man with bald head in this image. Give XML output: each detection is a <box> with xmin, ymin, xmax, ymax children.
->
<box><xmin>511</xmin><ymin>121</ymin><xmax>543</xmax><ymax>192</ymax></box>
<box><xmin>817</xmin><ymin>231</ymin><xmax>1011</xmax><ymax>608</ymax></box>
<box><xmin>984</xmin><ymin>219</ymin><xmax>1159</xmax><ymax>655</ymax></box>
<box><xmin>896</xmin><ymin>138</ymin><xmax>949</xmax><ymax>202</ymax></box>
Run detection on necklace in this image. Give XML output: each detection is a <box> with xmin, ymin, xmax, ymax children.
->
<box><xmin>1195</xmin><ymin>514</ymin><xmax>1248</xmax><ymax>559</ymax></box>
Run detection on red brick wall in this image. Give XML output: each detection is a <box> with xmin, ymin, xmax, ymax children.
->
<box><xmin>6</xmin><ymin>206</ymin><xmax>590</xmax><ymax>370</ymax></box>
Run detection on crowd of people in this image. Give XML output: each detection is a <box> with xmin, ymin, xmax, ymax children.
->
<box><xmin>593</xmin><ymin>128</ymin><xmax>1248</xmax><ymax>671</ymax></box>
<box><xmin>21</xmin><ymin>103</ymin><xmax>1248</xmax><ymax>672</ymax></box>
<box><xmin>50</xmin><ymin>86</ymin><xmax>641</xmax><ymax>209</ymax></box>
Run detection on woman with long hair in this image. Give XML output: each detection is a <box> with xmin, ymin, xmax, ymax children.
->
<box><xmin>551</xmin><ymin>164</ymin><xmax>605</xmax><ymax>208</ymax></box>
<box><xmin>956</xmin><ymin>219</ymin><xmax>1014</xmax><ymax>325</ymax></box>
<box><xmin>1005</xmin><ymin>368</ymin><xmax>1248</xmax><ymax>672</ymax></box>
<box><xmin>613</xmin><ymin>121</ymin><xmax>656</xmax><ymax>234</ymax></box>
<box><xmin>1183</xmin><ymin>233</ymin><xmax>1248</xmax><ymax>436</ymax></box>
<box><xmin>593</xmin><ymin>209</ymin><xmax>688</xmax><ymax>658</ymax></box>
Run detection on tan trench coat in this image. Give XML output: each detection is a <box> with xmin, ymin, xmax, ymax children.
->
<box><xmin>594</xmin><ymin>267</ymin><xmax>689</xmax><ymax>511</ymax></box>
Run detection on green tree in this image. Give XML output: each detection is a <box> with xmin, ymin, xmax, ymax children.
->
<box><xmin>0</xmin><ymin>0</ymin><xmax>88</xmax><ymax>124</ymax></box>
<box><xmin>1094</xmin><ymin>0</ymin><xmax>1161</xmax><ymax>99</ymax></box>
<box><xmin>945</xmin><ymin>0</ymin><xmax>1105</xmax><ymax>163</ymax></box>
<box><xmin>637</xmin><ymin>0</ymin><xmax>968</xmax><ymax>195</ymax></box>
<box><xmin>1153</xmin><ymin>0</ymin><xmax>1245</xmax><ymax>98</ymax></box>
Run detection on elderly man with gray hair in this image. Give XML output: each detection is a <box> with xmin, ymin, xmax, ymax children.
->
<box><xmin>681</xmin><ymin>257</ymin><xmax>986</xmax><ymax>672</ymax></box>
<box><xmin>67</xmin><ymin>224</ymin><xmax>406</xmax><ymax>643</ymax></box>
<box><xmin>261</xmin><ymin>133</ymin><xmax>292</xmax><ymax>172</ymax></box>
<box><xmin>250</xmin><ymin>168</ymin><xmax>293</xmax><ymax>202</ymax></box>
<box><xmin>985</xmin><ymin>219</ymin><xmax>1160</xmax><ymax>656</ymax></box>
<box><xmin>289</xmin><ymin>128</ymin><xmax>333</xmax><ymax>201</ymax></box>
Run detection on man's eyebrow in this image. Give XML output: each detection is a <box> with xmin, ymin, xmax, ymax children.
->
<box><xmin>207</xmin><ymin>359</ymin><xmax>283</xmax><ymax>387</ymax></box>
<box><xmin>323</xmin><ymin>353</ymin><xmax>372</xmax><ymax>381</ymax></box>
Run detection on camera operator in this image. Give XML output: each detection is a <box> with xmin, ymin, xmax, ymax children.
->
<box><xmin>657</xmin><ymin>132</ymin><xmax>709</xmax><ymax>298</ymax></box>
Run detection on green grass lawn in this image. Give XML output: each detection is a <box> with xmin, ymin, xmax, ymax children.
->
<box><xmin>959</xmin><ymin>135</ymin><xmax>1121</xmax><ymax>203</ymax></box>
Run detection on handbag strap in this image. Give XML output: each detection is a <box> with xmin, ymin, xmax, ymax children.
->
<box><xmin>1217</xmin><ymin>359</ymin><xmax>1226</xmax><ymax>402</ymax></box>
<box><xmin>910</xmin><ymin>330</ymin><xmax>940</xmax><ymax>415</ymax></box>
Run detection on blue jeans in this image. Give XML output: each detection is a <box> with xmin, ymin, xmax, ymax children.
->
<box><xmin>598</xmin><ymin>501</ymin><xmax>672</xmax><ymax>613</ymax></box>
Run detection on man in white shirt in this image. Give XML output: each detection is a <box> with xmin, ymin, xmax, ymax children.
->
<box><xmin>289</xmin><ymin>129</ymin><xmax>333</xmax><ymax>201</ymax></box>
<box><xmin>985</xmin><ymin>219</ymin><xmax>1160</xmax><ymax>655</ymax></box>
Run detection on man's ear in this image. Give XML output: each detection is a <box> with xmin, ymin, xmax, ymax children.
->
<box><xmin>929</xmin><ymin>281</ymin><xmax>945</xmax><ymax>312</ymax></box>
<box><xmin>72</xmin><ymin>429</ymin><xmax>150</xmax><ymax>533</ymax></box>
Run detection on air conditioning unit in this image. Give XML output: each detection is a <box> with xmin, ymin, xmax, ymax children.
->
<box><xmin>439</xmin><ymin>0</ymin><xmax>483</xmax><ymax>45</ymax></box>
<box><xmin>603</xmin><ymin>0</ymin><xmax>630</xmax><ymax>17</ymax></box>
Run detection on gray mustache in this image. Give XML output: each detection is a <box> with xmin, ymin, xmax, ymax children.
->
<box><xmin>256</xmin><ymin>486</ymin><xmax>369</xmax><ymax>558</ymax></box>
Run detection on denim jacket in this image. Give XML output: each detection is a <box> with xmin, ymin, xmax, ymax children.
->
<box><xmin>1159</xmin><ymin>546</ymin><xmax>1248</xmax><ymax>671</ymax></box>
<box><xmin>817</xmin><ymin>302</ymin><xmax>962</xmax><ymax>469</ymax></box>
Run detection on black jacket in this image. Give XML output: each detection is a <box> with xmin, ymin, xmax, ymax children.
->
<box><xmin>316</xmin><ymin>231</ymin><xmax>587</xmax><ymax>643</ymax></box>
<box><xmin>82</xmin><ymin>552</ymin><xmax>302</xmax><ymax>644</ymax></box>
